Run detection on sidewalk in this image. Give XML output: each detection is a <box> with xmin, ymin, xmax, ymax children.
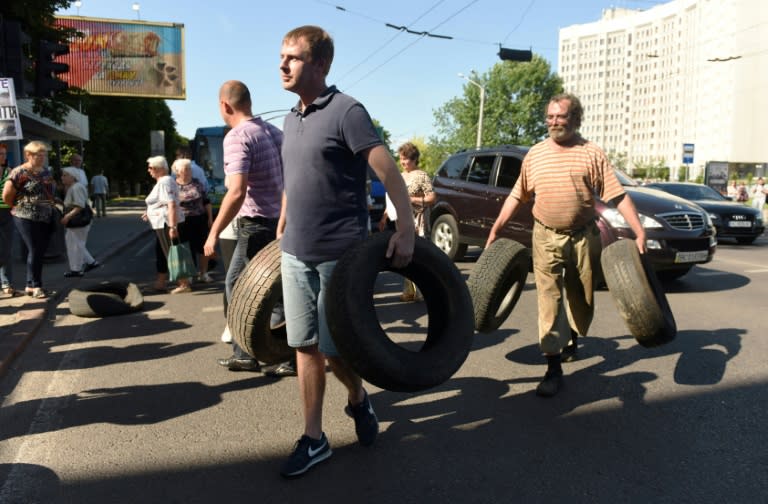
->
<box><xmin>0</xmin><ymin>201</ymin><xmax>152</xmax><ymax>376</ymax></box>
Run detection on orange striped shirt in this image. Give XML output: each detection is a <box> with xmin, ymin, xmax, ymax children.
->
<box><xmin>511</xmin><ymin>137</ymin><xmax>624</xmax><ymax>230</ymax></box>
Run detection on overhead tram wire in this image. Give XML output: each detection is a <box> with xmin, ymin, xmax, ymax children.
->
<box><xmin>501</xmin><ymin>0</ymin><xmax>537</xmax><ymax>45</ymax></box>
<box><xmin>325</xmin><ymin>0</ymin><xmax>448</xmax><ymax>86</ymax></box>
<box><xmin>340</xmin><ymin>0</ymin><xmax>481</xmax><ymax>91</ymax></box>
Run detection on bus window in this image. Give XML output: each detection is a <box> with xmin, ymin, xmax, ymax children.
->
<box><xmin>192</xmin><ymin>126</ymin><xmax>229</xmax><ymax>195</ymax></box>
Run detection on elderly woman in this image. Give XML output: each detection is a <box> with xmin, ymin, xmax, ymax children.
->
<box><xmin>173</xmin><ymin>158</ymin><xmax>213</xmax><ymax>282</ymax></box>
<box><xmin>60</xmin><ymin>167</ymin><xmax>99</xmax><ymax>277</ymax></box>
<box><xmin>1</xmin><ymin>141</ymin><xmax>57</xmax><ymax>298</ymax></box>
<box><xmin>142</xmin><ymin>155</ymin><xmax>191</xmax><ymax>294</ymax></box>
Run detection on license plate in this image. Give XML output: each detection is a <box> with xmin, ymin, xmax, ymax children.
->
<box><xmin>675</xmin><ymin>250</ymin><xmax>709</xmax><ymax>263</ymax></box>
<box><xmin>728</xmin><ymin>221</ymin><xmax>752</xmax><ymax>228</ymax></box>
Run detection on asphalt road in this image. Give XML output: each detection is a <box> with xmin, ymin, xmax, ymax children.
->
<box><xmin>1</xmin><ymin>233</ymin><xmax>766</xmax><ymax>503</ymax></box>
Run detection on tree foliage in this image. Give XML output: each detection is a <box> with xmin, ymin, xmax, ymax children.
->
<box><xmin>69</xmin><ymin>95</ymin><xmax>180</xmax><ymax>194</ymax></box>
<box><xmin>430</xmin><ymin>55</ymin><xmax>562</xmax><ymax>159</ymax></box>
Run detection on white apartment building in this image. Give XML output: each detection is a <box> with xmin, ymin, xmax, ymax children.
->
<box><xmin>558</xmin><ymin>0</ymin><xmax>767</xmax><ymax>182</ymax></box>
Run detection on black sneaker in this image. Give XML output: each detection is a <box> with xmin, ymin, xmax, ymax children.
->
<box><xmin>64</xmin><ymin>271</ymin><xmax>84</xmax><ymax>278</ymax></box>
<box><xmin>344</xmin><ymin>390</ymin><xmax>379</xmax><ymax>446</ymax></box>
<box><xmin>536</xmin><ymin>370</ymin><xmax>564</xmax><ymax>397</ymax></box>
<box><xmin>280</xmin><ymin>433</ymin><xmax>332</xmax><ymax>478</ymax></box>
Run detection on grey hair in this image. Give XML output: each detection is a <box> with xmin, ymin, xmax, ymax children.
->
<box><xmin>146</xmin><ymin>155</ymin><xmax>169</xmax><ymax>173</ymax></box>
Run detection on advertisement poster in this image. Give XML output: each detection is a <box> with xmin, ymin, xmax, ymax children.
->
<box><xmin>0</xmin><ymin>78</ymin><xmax>23</xmax><ymax>140</ymax></box>
<box><xmin>54</xmin><ymin>16</ymin><xmax>185</xmax><ymax>99</ymax></box>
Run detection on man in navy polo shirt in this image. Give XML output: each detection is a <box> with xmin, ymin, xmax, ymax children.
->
<box><xmin>277</xmin><ymin>25</ymin><xmax>415</xmax><ymax>478</ymax></box>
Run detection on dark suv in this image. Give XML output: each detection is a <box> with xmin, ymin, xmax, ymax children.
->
<box><xmin>429</xmin><ymin>146</ymin><xmax>717</xmax><ymax>280</ymax></box>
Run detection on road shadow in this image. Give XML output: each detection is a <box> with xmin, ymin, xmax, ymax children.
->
<box><xmin>3</xmin><ymin>379</ymin><xmax>763</xmax><ymax>503</ymax></box>
<box><xmin>505</xmin><ymin>327</ymin><xmax>743</xmax><ymax>389</ymax></box>
<box><xmin>0</xmin><ymin>376</ymin><xmax>273</xmax><ymax>442</ymax></box>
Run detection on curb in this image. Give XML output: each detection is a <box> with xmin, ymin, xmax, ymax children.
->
<box><xmin>0</xmin><ymin>226</ymin><xmax>152</xmax><ymax>378</ymax></box>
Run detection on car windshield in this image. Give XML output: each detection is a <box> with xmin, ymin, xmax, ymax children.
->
<box><xmin>656</xmin><ymin>184</ymin><xmax>726</xmax><ymax>201</ymax></box>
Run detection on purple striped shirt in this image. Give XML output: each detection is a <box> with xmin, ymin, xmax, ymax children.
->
<box><xmin>223</xmin><ymin>117</ymin><xmax>284</xmax><ymax>218</ymax></box>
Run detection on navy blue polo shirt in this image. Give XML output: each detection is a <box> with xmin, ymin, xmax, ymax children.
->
<box><xmin>281</xmin><ymin>86</ymin><xmax>381</xmax><ymax>261</ymax></box>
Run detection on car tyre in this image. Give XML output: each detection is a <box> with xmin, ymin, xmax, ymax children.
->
<box><xmin>601</xmin><ymin>239</ymin><xmax>676</xmax><ymax>347</ymax></box>
<box><xmin>735</xmin><ymin>236</ymin><xmax>757</xmax><ymax>245</ymax></box>
<box><xmin>430</xmin><ymin>214</ymin><xmax>467</xmax><ymax>261</ymax></box>
<box><xmin>228</xmin><ymin>240</ymin><xmax>292</xmax><ymax>365</ymax></box>
<box><xmin>326</xmin><ymin>231</ymin><xmax>475</xmax><ymax>392</ymax></box>
<box><xmin>467</xmin><ymin>238</ymin><xmax>530</xmax><ymax>333</ymax></box>
<box><xmin>68</xmin><ymin>281</ymin><xmax>144</xmax><ymax>318</ymax></box>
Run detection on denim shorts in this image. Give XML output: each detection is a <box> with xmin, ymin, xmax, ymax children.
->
<box><xmin>281</xmin><ymin>252</ymin><xmax>339</xmax><ymax>356</ymax></box>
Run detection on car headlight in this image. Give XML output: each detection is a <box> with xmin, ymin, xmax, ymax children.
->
<box><xmin>708</xmin><ymin>212</ymin><xmax>719</xmax><ymax>221</ymax></box>
<box><xmin>601</xmin><ymin>208</ymin><xmax>663</xmax><ymax>229</ymax></box>
<box><xmin>703</xmin><ymin>212</ymin><xmax>714</xmax><ymax>228</ymax></box>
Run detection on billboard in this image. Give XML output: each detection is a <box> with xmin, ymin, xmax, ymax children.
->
<box><xmin>0</xmin><ymin>78</ymin><xmax>23</xmax><ymax>140</ymax></box>
<box><xmin>54</xmin><ymin>16</ymin><xmax>185</xmax><ymax>99</ymax></box>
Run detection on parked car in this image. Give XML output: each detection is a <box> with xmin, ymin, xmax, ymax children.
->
<box><xmin>429</xmin><ymin>146</ymin><xmax>717</xmax><ymax>280</ymax></box>
<box><xmin>644</xmin><ymin>182</ymin><xmax>764</xmax><ymax>244</ymax></box>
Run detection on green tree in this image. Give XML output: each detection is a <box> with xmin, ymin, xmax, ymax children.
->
<box><xmin>61</xmin><ymin>95</ymin><xmax>180</xmax><ymax>195</ymax></box>
<box><xmin>431</xmin><ymin>55</ymin><xmax>563</xmax><ymax>154</ymax></box>
<box><xmin>607</xmin><ymin>149</ymin><xmax>628</xmax><ymax>172</ymax></box>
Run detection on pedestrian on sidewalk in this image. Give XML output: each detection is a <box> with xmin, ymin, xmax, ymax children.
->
<box><xmin>0</xmin><ymin>143</ymin><xmax>17</xmax><ymax>298</ymax></box>
<box><xmin>2</xmin><ymin>141</ymin><xmax>58</xmax><ymax>299</ymax></box>
<box><xmin>90</xmin><ymin>170</ymin><xmax>109</xmax><ymax>218</ymax></box>
<box><xmin>60</xmin><ymin>167</ymin><xmax>99</xmax><ymax>277</ymax></box>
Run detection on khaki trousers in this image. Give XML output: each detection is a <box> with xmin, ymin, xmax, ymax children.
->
<box><xmin>532</xmin><ymin>221</ymin><xmax>601</xmax><ymax>354</ymax></box>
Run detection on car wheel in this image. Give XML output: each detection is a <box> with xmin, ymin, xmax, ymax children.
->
<box><xmin>467</xmin><ymin>238</ymin><xmax>530</xmax><ymax>333</ymax></box>
<box><xmin>430</xmin><ymin>214</ymin><xmax>467</xmax><ymax>261</ymax></box>
<box><xmin>228</xmin><ymin>240</ymin><xmax>292</xmax><ymax>365</ymax></box>
<box><xmin>601</xmin><ymin>239</ymin><xmax>676</xmax><ymax>347</ymax></box>
<box><xmin>325</xmin><ymin>231</ymin><xmax>475</xmax><ymax>392</ymax></box>
<box><xmin>69</xmin><ymin>281</ymin><xmax>144</xmax><ymax>318</ymax></box>
<box><xmin>736</xmin><ymin>236</ymin><xmax>757</xmax><ymax>244</ymax></box>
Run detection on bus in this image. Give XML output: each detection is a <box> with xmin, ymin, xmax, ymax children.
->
<box><xmin>190</xmin><ymin>125</ymin><xmax>230</xmax><ymax>205</ymax></box>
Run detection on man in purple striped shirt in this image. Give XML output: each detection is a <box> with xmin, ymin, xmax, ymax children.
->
<box><xmin>204</xmin><ymin>80</ymin><xmax>285</xmax><ymax>372</ymax></box>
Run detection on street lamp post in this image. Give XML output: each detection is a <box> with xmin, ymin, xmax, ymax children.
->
<box><xmin>132</xmin><ymin>3</ymin><xmax>141</xmax><ymax>20</ymax></box>
<box><xmin>458</xmin><ymin>73</ymin><xmax>485</xmax><ymax>149</ymax></box>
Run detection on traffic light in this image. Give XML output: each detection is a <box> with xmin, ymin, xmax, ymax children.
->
<box><xmin>498</xmin><ymin>48</ymin><xmax>533</xmax><ymax>62</ymax></box>
<box><xmin>35</xmin><ymin>39</ymin><xmax>69</xmax><ymax>98</ymax></box>
<box><xmin>1</xmin><ymin>20</ymin><xmax>33</xmax><ymax>97</ymax></box>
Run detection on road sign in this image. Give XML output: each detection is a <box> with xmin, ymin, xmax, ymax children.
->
<box><xmin>682</xmin><ymin>143</ymin><xmax>694</xmax><ymax>164</ymax></box>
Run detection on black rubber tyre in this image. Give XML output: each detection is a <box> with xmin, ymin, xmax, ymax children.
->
<box><xmin>601</xmin><ymin>239</ymin><xmax>676</xmax><ymax>347</ymax></box>
<box><xmin>326</xmin><ymin>231</ymin><xmax>475</xmax><ymax>392</ymax></box>
<box><xmin>467</xmin><ymin>238</ymin><xmax>530</xmax><ymax>333</ymax></box>
<box><xmin>430</xmin><ymin>214</ymin><xmax>467</xmax><ymax>261</ymax></box>
<box><xmin>736</xmin><ymin>236</ymin><xmax>757</xmax><ymax>245</ymax></box>
<box><xmin>228</xmin><ymin>240</ymin><xmax>292</xmax><ymax>365</ymax></box>
<box><xmin>68</xmin><ymin>281</ymin><xmax>144</xmax><ymax>318</ymax></box>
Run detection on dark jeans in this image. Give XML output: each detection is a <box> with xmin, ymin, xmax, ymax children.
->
<box><xmin>14</xmin><ymin>216</ymin><xmax>52</xmax><ymax>288</ymax></box>
<box><xmin>226</xmin><ymin>216</ymin><xmax>277</xmax><ymax>359</ymax></box>
<box><xmin>92</xmin><ymin>193</ymin><xmax>107</xmax><ymax>217</ymax></box>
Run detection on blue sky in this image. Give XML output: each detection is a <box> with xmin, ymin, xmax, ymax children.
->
<box><xmin>56</xmin><ymin>0</ymin><xmax>662</xmax><ymax>146</ymax></box>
